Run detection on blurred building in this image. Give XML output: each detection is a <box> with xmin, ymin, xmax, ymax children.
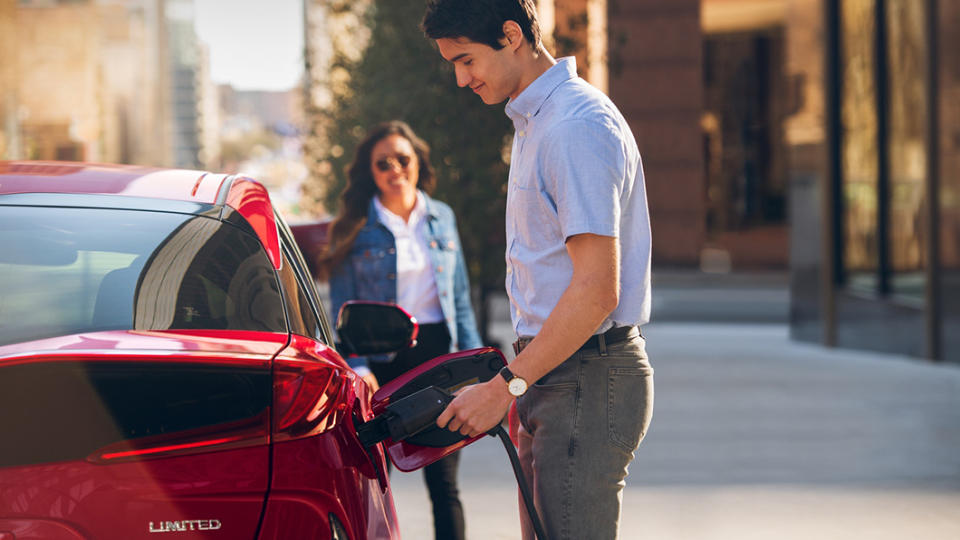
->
<box><xmin>0</xmin><ymin>0</ymin><xmax>217</xmax><ymax>169</ymax></box>
<box><xmin>220</xmin><ymin>86</ymin><xmax>303</xmax><ymax>135</ymax></box>
<box><xmin>605</xmin><ymin>0</ymin><xmax>960</xmax><ymax>362</ymax></box>
<box><xmin>197</xmin><ymin>42</ymin><xmax>222</xmax><ymax>169</ymax></box>
<box><xmin>788</xmin><ymin>0</ymin><xmax>960</xmax><ymax>363</ymax></box>
<box><xmin>0</xmin><ymin>0</ymin><xmax>19</xmax><ymax>159</ymax></box>
<box><xmin>165</xmin><ymin>0</ymin><xmax>207</xmax><ymax>169</ymax></box>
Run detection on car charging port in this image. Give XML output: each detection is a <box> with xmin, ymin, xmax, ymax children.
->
<box><xmin>356</xmin><ymin>386</ymin><xmax>454</xmax><ymax>448</ymax></box>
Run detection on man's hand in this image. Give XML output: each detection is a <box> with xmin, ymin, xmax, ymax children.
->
<box><xmin>436</xmin><ymin>378</ymin><xmax>514</xmax><ymax>438</ymax></box>
<box><xmin>361</xmin><ymin>372</ymin><xmax>380</xmax><ymax>393</ymax></box>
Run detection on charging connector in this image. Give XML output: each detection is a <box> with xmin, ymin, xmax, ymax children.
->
<box><xmin>356</xmin><ymin>386</ymin><xmax>454</xmax><ymax>448</ymax></box>
<box><xmin>356</xmin><ymin>385</ymin><xmax>550</xmax><ymax>539</ymax></box>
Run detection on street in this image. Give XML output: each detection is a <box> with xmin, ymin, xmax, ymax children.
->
<box><xmin>390</xmin><ymin>307</ymin><xmax>960</xmax><ymax>539</ymax></box>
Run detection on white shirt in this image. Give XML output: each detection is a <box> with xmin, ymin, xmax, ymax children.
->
<box><xmin>373</xmin><ymin>193</ymin><xmax>445</xmax><ymax>324</ymax></box>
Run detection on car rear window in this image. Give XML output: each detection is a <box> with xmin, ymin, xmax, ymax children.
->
<box><xmin>0</xmin><ymin>206</ymin><xmax>287</xmax><ymax>346</ymax></box>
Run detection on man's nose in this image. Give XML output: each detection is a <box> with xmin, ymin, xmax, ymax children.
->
<box><xmin>455</xmin><ymin>66</ymin><xmax>471</xmax><ymax>88</ymax></box>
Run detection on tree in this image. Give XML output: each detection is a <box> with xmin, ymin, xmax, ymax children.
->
<box><xmin>305</xmin><ymin>0</ymin><xmax>513</xmax><ymax>345</ymax></box>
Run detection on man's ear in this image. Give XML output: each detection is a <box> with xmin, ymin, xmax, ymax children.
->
<box><xmin>501</xmin><ymin>20</ymin><xmax>524</xmax><ymax>51</ymax></box>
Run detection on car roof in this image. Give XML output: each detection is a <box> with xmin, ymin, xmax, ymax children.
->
<box><xmin>0</xmin><ymin>161</ymin><xmax>227</xmax><ymax>203</ymax></box>
<box><xmin>0</xmin><ymin>161</ymin><xmax>282</xmax><ymax>269</ymax></box>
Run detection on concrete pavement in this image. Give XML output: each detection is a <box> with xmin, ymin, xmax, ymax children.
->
<box><xmin>389</xmin><ymin>309</ymin><xmax>960</xmax><ymax>538</ymax></box>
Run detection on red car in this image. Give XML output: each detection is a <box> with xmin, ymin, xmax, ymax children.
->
<box><xmin>0</xmin><ymin>162</ymin><xmax>504</xmax><ymax>540</ymax></box>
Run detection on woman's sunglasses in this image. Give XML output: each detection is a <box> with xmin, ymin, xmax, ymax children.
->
<box><xmin>374</xmin><ymin>154</ymin><xmax>413</xmax><ymax>172</ymax></box>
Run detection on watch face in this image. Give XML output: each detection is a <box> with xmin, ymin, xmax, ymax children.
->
<box><xmin>508</xmin><ymin>377</ymin><xmax>527</xmax><ymax>396</ymax></box>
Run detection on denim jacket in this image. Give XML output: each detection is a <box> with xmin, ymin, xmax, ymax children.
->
<box><xmin>329</xmin><ymin>192</ymin><xmax>483</xmax><ymax>370</ymax></box>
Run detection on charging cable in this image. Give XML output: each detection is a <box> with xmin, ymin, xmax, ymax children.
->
<box><xmin>356</xmin><ymin>386</ymin><xmax>549</xmax><ymax>540</ymax></box>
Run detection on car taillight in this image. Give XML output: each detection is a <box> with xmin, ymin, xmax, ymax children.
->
<box><xmin>272</xmin><ymin>359</ymin><xmax>347</xmax><ymax>442</ymax></box>
<box><xmin>88</xmin><ymin>413</ymin><xmax>269</xmax><ymax>464</ymax></box>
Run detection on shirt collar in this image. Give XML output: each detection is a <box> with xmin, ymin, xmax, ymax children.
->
<box><xmin>505</xmin><ymin>56</ymin><xmax>578</xmax><ymax>124</ymax></box>
<box><xmin>371</xmin><ymin>191</ymin><xmax>429</xmax><ymax>229</ymax></box>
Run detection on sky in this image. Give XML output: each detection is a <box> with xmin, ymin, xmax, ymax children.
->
<box><xmin>193</xmin><ymin>0</ymin><xmax>304</xmax><ymax>91</ymax></box>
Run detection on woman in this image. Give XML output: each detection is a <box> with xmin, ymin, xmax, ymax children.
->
<box><xmin>317</xmin><ymin>120</ymin><xmax>481</xmax><ymax>540</ymax></box>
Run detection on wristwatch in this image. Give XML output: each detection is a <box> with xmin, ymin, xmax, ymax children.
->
<box><xmin>499</xmin><ymin>366</ymin><xmax>528</xmax><ymax>397</ymax></box>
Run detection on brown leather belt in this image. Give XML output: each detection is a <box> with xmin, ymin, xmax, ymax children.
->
<box><xmin>512</xmin><ymin>325</ymin><xmax>639</xmax><ymax>356</ymax></box>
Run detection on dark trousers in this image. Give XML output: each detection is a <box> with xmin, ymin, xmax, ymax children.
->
<box><xmin>370</xmin><ymin>322</ymin><xmax>465</xmax><ymax>540</ymax></box>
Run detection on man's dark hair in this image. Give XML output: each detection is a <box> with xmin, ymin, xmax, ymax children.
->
<box><xmin>422</xmin><ymin>0</ymin><xmax>541</xmax><ymax>50</ymax></box>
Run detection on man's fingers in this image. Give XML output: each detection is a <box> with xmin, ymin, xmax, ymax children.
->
<box><xmin>440</xmin><ymin>403</ymin><xmax>463</xmax><ymax>432</ymax></box>
<box><xmin>436</xmin><ymin>406</ymin><xmax>453</xmax><ymax>429</ymax></box>
<box><xmin>438</xmin><ymin>390</ymin><xmax>467</xmax><ymax>431</ymax></box>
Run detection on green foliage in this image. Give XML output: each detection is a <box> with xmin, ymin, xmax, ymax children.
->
<box><xmin>310</xmin><ymin>1</ymin><xmax>513</xmax><ymax>295</ymax></box>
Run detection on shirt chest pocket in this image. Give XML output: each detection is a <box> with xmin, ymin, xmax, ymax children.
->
<box><xmin>427</xmin><ymin>235</ymin><xmax>458</xmax><ymax>288</ymax></box>
<box><xmin>509</xmin><ymin>183</ymin><xmax>560</xmax><ymax>250</ymax></box>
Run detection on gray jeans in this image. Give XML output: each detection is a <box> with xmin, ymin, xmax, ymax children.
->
<box><xmin>516</xmin><ymin>329</ymin><xmax>653</xmax><ymax>540</ymax></box>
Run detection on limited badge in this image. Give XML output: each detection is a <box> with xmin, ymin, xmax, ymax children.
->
<box><xmin>149</xmin><ymin>519</ymin><xmax>222</xmax><ymax>533</ymax></box>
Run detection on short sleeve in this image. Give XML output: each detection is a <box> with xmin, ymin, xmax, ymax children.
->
<box><xmin>540</xmin><ymin>118</ymin><xmax>626</xmax><ymax>240</ymax></box>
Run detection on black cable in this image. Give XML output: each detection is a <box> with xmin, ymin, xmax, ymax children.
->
<box><xmin>357</xmin><ymin>388</ymin><xmax>550</xmax><ymax>539</ymax></box>
<box><xmin>489</xmin><ymin>425</ymin><xmax>549</xmax><ymax>540</ymax></box>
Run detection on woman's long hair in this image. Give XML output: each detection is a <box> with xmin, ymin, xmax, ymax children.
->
<box><xmin>315</xmin><ymin>120</ymin><xmax>437</xmax><ymax>281</ymax></box>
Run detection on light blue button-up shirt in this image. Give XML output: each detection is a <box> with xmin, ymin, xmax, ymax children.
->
<box><xmin>504</xmin><ymin>57</ymin><xmax>652</xmax><ymax>337</ymax></box>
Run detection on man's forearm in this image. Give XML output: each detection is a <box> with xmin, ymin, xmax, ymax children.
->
<box><xmin>507</xmin><ymin>273</ymin><xmax>616</xmax><ymax>383</ymax></box>
<box><xmin>435</xmin><ymin>234</ymin><xmax>618</xmax><ymax>438</ymax></box>
<box><xmin>508</xmin><ymin>234</ymin><xmax>619</xmax><ymax>383</ymax></box>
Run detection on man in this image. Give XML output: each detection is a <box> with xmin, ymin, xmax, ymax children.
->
<box><xmin>423</xmin><ymin>1</ymin><xmax>653</xmax><ymax>539</ymax></box>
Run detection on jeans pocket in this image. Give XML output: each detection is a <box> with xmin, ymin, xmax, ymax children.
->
<box><xmin>530</xmin><ymin>356</ymin><xmax>579</xmax><ymax>392</ymax></box>
<box><xmin>607</xmin><ymin>366</ymin><xmax>653</xmax><ymax>453</ymax></box>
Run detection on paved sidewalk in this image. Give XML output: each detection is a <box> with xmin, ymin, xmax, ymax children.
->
<box><xmin>650</xmin><ymin>270</ymin><xmax>789</xmax><ymax>323</ymax></box>
<box><xmin>390</xmin><ymin>322</ymin><xmax>960</xmax><ymax>539</ymax></box>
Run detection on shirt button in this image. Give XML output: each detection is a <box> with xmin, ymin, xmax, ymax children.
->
<box><xmin>387</xmin><ymin>273</ymin><xmax>396</xmax><ymax>280</ymax></box>
<box><xmin>525</xmin><ymin>112</ymin><xmax>531</xmax><ymax>118</ymax></box>
<box><xmin>507</xmin><ymin>267</ymin><xmax>512</xmax><ymax>274</ymax></box>
<box><xmin>430</xmin><ymin>240</ymin><xmax>438</xmax><ymax>248</ymax></box>
<box><xmin>518</xmin><ymin>130</ymin><xmax>525</xmax><ymax>137</ymax></box>
<box><xmin>437</xmin><ymin>266</ymin><xmax>444</xmax><ymax>273</ymax></box>
<box><xmin>388</xmin><ymin>248</ymin><xmax>396</xmax><ymax>254</ymax></box>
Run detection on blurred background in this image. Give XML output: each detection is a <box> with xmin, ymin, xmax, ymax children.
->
<box><xmin>2</xmin><ymin>0</ymin><xmax>960</xmax><ymax>363</ymax></box>
<box><xmin>2</xmin><ymin>1</ymin><xmax>959</xmax><ymax>537</ymax></box>
<box><xmin>3</xmin><ymin>0</ymin><xmax>959</xmax><ymax>363</ymax></box>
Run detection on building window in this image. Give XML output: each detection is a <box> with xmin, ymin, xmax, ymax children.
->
<box><xmin>838</xmin><ymin>0</ymin><xmax>929</xmax><ymax>302</ymax></box>
<box><xmin>702</xmin><ymin>28</ymin><xmax>788</xmax><ymax>234</ymax></box>
<box><xmin>840</xmin><ymin>0</ymin><xmax>879</xmax><ymax>293</ymax></box>
<box><xmin>886</xmin><ymin>0</ymin><xmax>928</xmax><ymax>300</ymax></box>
